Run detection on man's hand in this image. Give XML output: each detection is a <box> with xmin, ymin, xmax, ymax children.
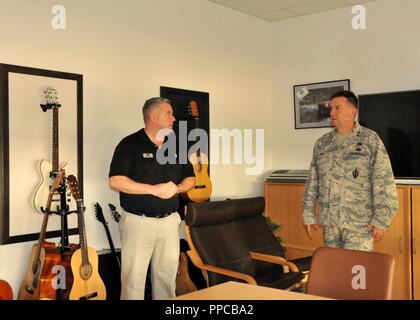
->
<box><xmin>368</xmin><ymin>224</ymin><xmax>386</xmax><ymax>241</ymax></box>
<box><xmin>151</xmin><ymin>182</ymin><xmax>178</xmax><ymax>199</ymax></box>
<box><xmin>305</xmin><ymin>224</ymin><xmax>319</xmax><ymax>239</ymax></box>
<box><xmin>165</xmin><ymin>181</ymin><xmax>179</xmax><ymax>197</ymax></box>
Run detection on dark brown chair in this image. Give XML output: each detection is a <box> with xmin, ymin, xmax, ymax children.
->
<box><xmin>306</xmin><ymin>246</ymin><xmax>395</xmax><ymax>300</ymax></box>
<box><xmin>185</xmin><ymin>198</ymin><xmax>305</xmax><ymax>291</ymax></box>
<box><xmin>233</xmin><ymin>197</ymin><xmax>312</xmax><ymax>274</ymax></box>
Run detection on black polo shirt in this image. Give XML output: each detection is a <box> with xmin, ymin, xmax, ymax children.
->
<box><xmin>109</xmin><ymin>129</ymin><xmax>194</xmax><ymax>216</ymax></box>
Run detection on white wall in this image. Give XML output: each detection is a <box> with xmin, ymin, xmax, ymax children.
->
<box><xmin>0</xmin><ymin>0</ymin><xmax>272</xmax><ymax>295</ymax></box>
<box><xmin>272</xmin><ymin>0</ymin><xmax>420</xmax><ymax>169</ymax></box>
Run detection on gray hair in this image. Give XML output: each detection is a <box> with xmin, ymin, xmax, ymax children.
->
<box><xmin>142</xmin><ymin>97</ymin><xmax>172</xmax><ymax>123</ymax></box>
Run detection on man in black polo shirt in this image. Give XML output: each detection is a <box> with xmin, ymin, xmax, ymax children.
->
<box><xmin>109</xmin><ymin>97</ymin><xmax>195</xmax><ymax>300</ymax></box>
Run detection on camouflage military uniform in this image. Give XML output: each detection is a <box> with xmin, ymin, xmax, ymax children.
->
<box><xmin>302</xmin><ymin>123</ymin><xmax>399</xmax><ymax>251</ymax></box>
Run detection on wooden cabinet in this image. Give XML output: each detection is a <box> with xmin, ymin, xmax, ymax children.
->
<box><xmin>372</xmin><ymin>187</ymin><xmax>411</xmax><ymax>300</ymax></box>
<box><xmin>264</xmin><ymin>182</ymin><xmax>323</xmax><ymax>260</ymax></box>
<box><xmin>412</xmin><ymin>188</ymin><xmax>420</xmax><ymax>300</ymax></box>
<box><xmin>265</xmin><ymin>182</ymin><xmax>420</xmax><ymax>300</ymax></box>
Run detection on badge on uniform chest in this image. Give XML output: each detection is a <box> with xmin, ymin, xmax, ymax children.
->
<box><xmin>143</xmin><ymin>153</ymin><xmax>154</xmax><ymax>159</ymax></box>
<box><xmin>352</xmin><ymin>168</ymin><xmax>359</xmax><ymax>178</ymax></box>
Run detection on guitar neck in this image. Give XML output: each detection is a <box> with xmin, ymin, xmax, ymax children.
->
<box><xmin>76</xmin><ymin>200</ymin><xmax>90</xmax><ymax>267</ymax></box>
<box><xmin>32</xmin><ymin>170</ymin><xmax>63</xmax><ymax>272</ymax></box>
<box><xmin>100</xmin><ymin>223</ymin><xmax>121</xmax><ymax>269</ymax></box>
<box><xmin>32</xmin><ymin>212</ymin><xmax>50</xmax><ymax>273</ymax></box>
<box><xmin>194</xmin><ymin>118</ymin><xmax>201</xmax><ymax>158</ymax></box>
<box><xmin>52</xmin><ymin>108</ymin><xmax>59</xmax><ymax>172</ymax></box>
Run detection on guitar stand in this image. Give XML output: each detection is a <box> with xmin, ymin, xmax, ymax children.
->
<box><xmin>40</xmin><ymin>173</ymin><xmax>78</xmax><ymax>253</ymax></box>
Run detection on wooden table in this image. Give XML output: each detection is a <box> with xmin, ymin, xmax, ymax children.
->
<box><xmin>175</xmin><ymin>281</ymin><xmax>332</xmax><ymax>300</ymax></box>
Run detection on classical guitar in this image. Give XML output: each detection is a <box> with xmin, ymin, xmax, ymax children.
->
<box><xmin>0</xmin><ymin>279</ymin><xmax>13</xmax><ymax>300</ymax></box>
<box><xmin>183</xmin><ymin>100</ymin><xmax>212</xmax><ymax>202</ymax></box>
<box><xmin>32</xmin><ymin>87</ymin><xmax>75</xmax><ymax>214</ymax></box>
<box><xmin>67</xmin><ymin>175</ymin><xmax>107</xmax><ymax>300</ymax></box>
<box><xmin>18</xmin><ymin>169</ymin><xmax>65</xmax><ymax>300</ymax></box>
<box><xmin>94</xmin><ymin>202</ymin><xmax>121</xmax><ymax>269</ymax></box>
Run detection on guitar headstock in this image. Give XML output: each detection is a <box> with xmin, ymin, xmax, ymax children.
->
<box><xmin>108</xmin><ymin>203</ymin><xmax>121</xmax><ymax>223</ymax></box>
<box><xmin>187</xmin><ymin>100</ymin><xmax>200</xmax><ymax>119</ymax></box>
<box><xmin>67</xmin><ymin>175</ymin><xmax>82</xmax><ymax>201</ymax></box>
<box><xmin>94</xmin><ymin>202</ymin><xmax>107</xmax><ymax>225</ymax></box>
<box><xmin>40</xmin><ymin>87</ymin><xmax>61</xmax><ymax>112</ymax></box>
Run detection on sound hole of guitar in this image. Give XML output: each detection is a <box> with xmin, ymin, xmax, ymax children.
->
<box><xmin>79</xmin><ymin>263</ymin><xmax>93</xmax><ymax>280</ymax></box>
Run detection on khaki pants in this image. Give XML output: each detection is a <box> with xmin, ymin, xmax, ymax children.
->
<box><xmin>119</xmin><ymin>211</ymin><xmax>181</xmax><ymax>300</ymax></box>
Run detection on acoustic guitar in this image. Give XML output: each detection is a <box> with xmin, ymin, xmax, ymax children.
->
<box><xmin>0</xmin><ymin>280</ymin><xmax>13</xmax><ymax>300</ymax></box>
<box><xmin>67</xmin><ymin>175</ymin><xmax>106</xmax><ymax>300</ymax></box>
<box><xmin>183</xmin><ymin>100</ymin><xmax>212</xmax><ymax>202</ymax></box>
<box><xmin>32</xmin><ymin>87</ymin><xmax>75</xmax><ymax>214</ymax></box>
<box><xmin>175</xmin><ymin>252</ymin><xmax>198</xmax><ymax>296</ymax></box>
<box><xmin>18</xmin><ymin>169</ymin><xmax>65</xmax><ymax>300</ymax></box>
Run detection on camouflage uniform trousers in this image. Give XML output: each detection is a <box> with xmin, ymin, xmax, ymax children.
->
<box><xmin>323</xmin><ymin>220</ymin><xmax>373</xmax><ymax>251</ymax></box>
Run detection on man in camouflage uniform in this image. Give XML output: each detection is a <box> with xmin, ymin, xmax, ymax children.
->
<box><xmin>302</xmin><ymin>91</ymin><xmax>399</xmax><ymax>251</ymax></box>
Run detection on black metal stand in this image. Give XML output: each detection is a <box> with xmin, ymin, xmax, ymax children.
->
<box><xmin>46</xmin><ymin>175</ymin><xmax>77</xmax><ymax>251</ymax></box>
<box><xmin>40</xmin><ymin>172</ymin><xmax>78</xmax><ymax>300</ymax></box>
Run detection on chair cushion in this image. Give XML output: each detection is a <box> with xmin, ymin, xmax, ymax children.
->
<box><xmin>190</xmin><ymin>223</ymin><xmax>256</xmax><ymax>286</ymax></box>
<box><xmin>232</xmin><ymin>197</ymin><xmax>265</xmax><ymax>221</ymax></box>
<box><xmin>237</xmin><ymin>216</ymin><xmax>285</xmax><ymax>257</ymax></box>
<box><xmin>186</xmin><ymin>200</ymin><xmax>236</xmax><ymax>227</ymax></box>
<box><xmin>186</xmin><ymin>198</ymin><xmax>307</xmax><ymax>290</ymax></box>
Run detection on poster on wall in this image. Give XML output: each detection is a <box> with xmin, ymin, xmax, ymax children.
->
<box><xmin>293</xmin><ymin>79</ymin><xmax>350</xmax><ymax>129</ymax></box>
<box><xmin>0</xmin><ymin>64</ymin><xmax>83</xmax><ymax>244</ymax></box>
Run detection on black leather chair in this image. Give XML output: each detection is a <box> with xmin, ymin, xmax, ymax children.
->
<box><xmin>185</xmin><ymin>197</ymin><xmax>306</xmax><ymax>290</ymax></box>
<box><xmin>233</xmin><ymin>197</ymin><xmax>312</xmax><ymax>274</ymax></box>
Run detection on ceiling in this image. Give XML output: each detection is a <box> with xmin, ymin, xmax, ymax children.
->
<box><xmin>208</xmin><ymin>0</ymin><xmax>378</xmax><ymax>22</ymax></box>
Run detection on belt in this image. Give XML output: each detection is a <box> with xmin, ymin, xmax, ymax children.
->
<box><xmin>126</xmin><ymin>210</ymin><xmax>174</xmax><ymax>219</ymax></box>
<box><xmin>141</xmin><ymin>212</ymin><xmax>173</xmax><ymax>219</ymax></box>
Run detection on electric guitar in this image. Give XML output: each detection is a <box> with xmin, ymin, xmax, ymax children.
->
<box><xmin>32</xmin><ymin>88</ymin><xmax>74</xmax><ymax>214</ymax></box>
<box><xmin>183</xmin><ymin>100</ymin><xmax>212</xmax><ymax>202</ymax></box>
<box><xmin>67</xmin><ymin>175</ymin><xmax>106</xmax><ymax>300</ymax></box>
<box><xmin>18</xmin><ymin>169</ymin><xmax>65</xmax><ymax>300</ymax></box>
<box><xmin>0</xmin><ymin>280</ymin><xmax>13</xmax><ymax>300</ymax></box>
<box><xmin>94</xmin><ymin>202</ymin><xmax>121</xmax><ymax>269</ymax></box>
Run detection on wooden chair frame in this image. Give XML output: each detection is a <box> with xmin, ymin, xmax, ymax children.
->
<box><xmin>185</xmin><ymin>225</ymin><xmax>304</xmax><ymax>290</ymax></box>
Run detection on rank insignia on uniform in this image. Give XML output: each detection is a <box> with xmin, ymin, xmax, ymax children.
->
<box><xmin>353</xmin><ymin>168</ymin><xmax>359</xmax><ymax>178</ymax></box>
<box><xmin>143</xmin><ymin>153</ymin><xmax>154</xmax><ymax>158</ymax></box>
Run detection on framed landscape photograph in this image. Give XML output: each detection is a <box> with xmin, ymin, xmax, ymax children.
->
<box><xmin>293</xmin><ymin>79</ymin><xmax>350</xmax><ymax>129</ymax></box>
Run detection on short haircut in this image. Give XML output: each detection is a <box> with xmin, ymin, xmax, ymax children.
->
<box><xmin>142</xmin><ymin>97</ymin><xmax>172</xmax><ymax>122</ymax></box>
<box><xmin>330</xmin><ymin>90</ymin><xmax>358</xmax><ymax>108</ymax></box>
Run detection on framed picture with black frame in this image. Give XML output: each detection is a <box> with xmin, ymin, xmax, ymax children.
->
<box><xmin>0</xmin><ymin>64</ymin><xmax>83</xmax><ymax>244</ymax></box>
<box><xmin>293</xmin><ymin>79</ymin><xmax>350</xmax><ymax>129</ymax></box>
